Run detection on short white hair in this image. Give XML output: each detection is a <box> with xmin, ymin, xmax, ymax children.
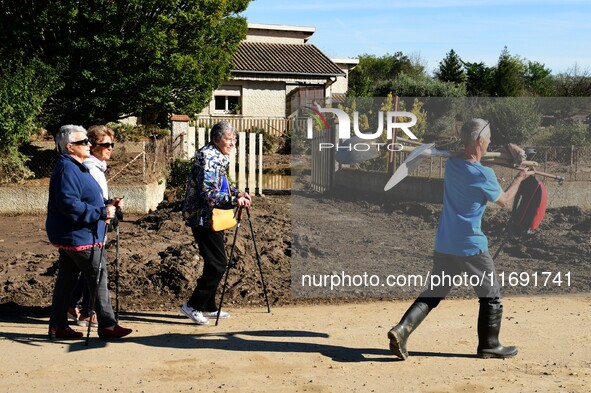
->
<box><xmin>460</xmin><ymin>118</ymin><xmax>490</xmax><ymax>146</ymax></box>
<box><xmin>56</xmin><ymin>124</ymin><xmax>86</xmax><ymax>153</ymax></box>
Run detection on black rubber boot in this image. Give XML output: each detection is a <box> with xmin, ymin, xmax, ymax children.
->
<box><xmin>387</xmin><ymin>302</ymin><xmax>430</xmax><ymax>360</ymax></box>
<box><xmin>477</xmin><ymin>304</ymin><xmax>518</xmax><ymax>359</ymax></box>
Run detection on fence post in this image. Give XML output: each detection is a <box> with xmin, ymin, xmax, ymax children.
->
<box><xmin>571</xmin><ymin>145</ymin><xmax>576</xmax><ymax>181</ymax></box>
<box><xmin>187</xmin><ymin>125</ymin><xmax>196</xmax><ymax>158</ymax></box>
<box><xmin>238</xmin><ymin>131</ymin><xmax>246</xmax><ymax>191</ymax></box>
<box><xmin>142</xmin><ymin>141</ymin><xmax>147</xmax><ymax>182</ymax></box>
<box><xmin>229</xmin><ymin>142</ymin><xmax>237</xmax><ymax>186</ymax></box>
<box><xmin>197</xmin><ymin>127</ymin><xmax>206</xmax><ymax>149</ymax></box>
<box><xmin>258</xmin><ymin>133</ymin><xmax>263</xmax><ymax>196</ymax></box>
<box><xmin>170</xmin><ymin>114</ymin><xmax>191</xmax><ymax>159</ymax></box>
<box><xmin>248</xmin><ymin>133</ymin><xmax>256</xmax><ymax>194</ymax></box>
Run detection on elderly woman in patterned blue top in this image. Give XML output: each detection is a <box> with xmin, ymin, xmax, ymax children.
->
<box><xmin>181</xmin><ymin>121</ymin><xmax>251</xmax><ymax>325</ymax></box>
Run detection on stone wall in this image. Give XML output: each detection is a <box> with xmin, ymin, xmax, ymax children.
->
<box><xmin>0</xmin><ymin>180</ymin><xmax>166</xmax><ymax>215</ymax></box>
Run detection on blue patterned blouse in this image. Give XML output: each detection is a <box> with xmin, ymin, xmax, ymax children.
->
<box><xmin>183</xmin><ymin>143</ymin><xmax>238</xmax><ymax>227</ymax></box>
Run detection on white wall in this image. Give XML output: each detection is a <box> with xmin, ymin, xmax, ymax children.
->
<box><xmin>242</xmin><ymin>81</ymin><xmax>286</xmax><ymax>117</ymax></box>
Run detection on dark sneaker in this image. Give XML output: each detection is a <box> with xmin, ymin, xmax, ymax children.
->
<box><xmin>98</xmin><ymin>324</ymin><xmax>133</xmax><ymax>339</ymax></box>
<box><xmin>49</xmin><ymin>327</ymin><xmax>84</xmax><ymax>339</ymax></box>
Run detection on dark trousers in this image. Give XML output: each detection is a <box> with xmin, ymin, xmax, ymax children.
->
<box><xmin>69</xmin><ymin>275</ymin><xmax>92</xmax><ymax>316</ymax></box>
<box><xmin>49</xmin><ymin>248</ymin><xmax>117</xmax><ymax>330</ymax></box>
<box><xmin>188</xmin><ymin>226</ymin><xmax>228</xmax><ymax>312</ymax></box>
<box><xmin>417</xmin><ymin>251</ymin><xmax>502</xmax><ymax>311</ymax></box>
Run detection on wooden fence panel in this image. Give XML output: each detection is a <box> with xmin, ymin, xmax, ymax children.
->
<box><xmin>192</xmin><ymin>128</ymin><xmax>280</xmax><ymax>194</ymax></box>
<box><xmin>194</xmin><ymin>116</ymin><xmax>288</xmax><ymax>137</ymax></box>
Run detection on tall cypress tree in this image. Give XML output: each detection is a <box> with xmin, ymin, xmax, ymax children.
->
<box><xmin>435</xmin><ymin>49</ymin><xmax>466</xmax><ymax>84</ymax></box>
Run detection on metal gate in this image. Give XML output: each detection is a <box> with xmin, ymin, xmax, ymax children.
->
<box><xmin>310</xmin><ymin>125</ymin><xmax>336</xmax><ymax>193</ymax></box>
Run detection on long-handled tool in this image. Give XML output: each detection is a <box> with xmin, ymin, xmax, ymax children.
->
<box><xmin>385</xmin><ymin>143</ymin><xmax>564</xmax><ymax>191</ymax></box>
<box><xmin>85</xmin><ymin>222</ymin><xmax>109</xmax><ymax>346</ymax></box>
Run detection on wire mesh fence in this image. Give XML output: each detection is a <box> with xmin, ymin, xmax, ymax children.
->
<box><xmin>16</xmin><ymin>138</ymin><xmax>172</xmax><ymax>184</ymax></box>
<box><xmin>390</xmin><ymin>145</ymin><xmax>591</xmax><ymax>183</ymax></box>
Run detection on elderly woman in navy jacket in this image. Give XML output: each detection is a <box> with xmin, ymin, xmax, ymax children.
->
<box><xmin>46</xmin><ymin>124</ymin><xmax>131</xmax><ymax>340</ymax></box>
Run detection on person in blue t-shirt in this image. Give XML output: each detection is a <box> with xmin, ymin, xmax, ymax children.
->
<box><xmin>388</xmin><ymin>118</ymin><xmax>533</xmax><ymax>360</ymax></box>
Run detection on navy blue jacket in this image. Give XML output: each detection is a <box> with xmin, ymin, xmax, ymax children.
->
<box><xmin>46</xmin><ymin>154</ymin><xmax>108</xmax><ymax>247</ymax></box>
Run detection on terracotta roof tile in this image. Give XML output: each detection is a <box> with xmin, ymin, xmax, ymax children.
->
<box><xmin>233</xmin><ymin>42</ymin><xmax>344</xmax><ymax>77</ymax></box>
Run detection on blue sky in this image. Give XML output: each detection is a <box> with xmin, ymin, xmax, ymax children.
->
<box><xmin>243</xmin><ymin>0</ymin><xmax>591</xmax><ymax>75</ymax></box>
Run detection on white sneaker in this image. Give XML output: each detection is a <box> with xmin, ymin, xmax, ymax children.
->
<box><xmin>180</xmin><ymin>303</ymin><xmax>209</xmax><ymax>325</ymax></box>
<box><xmin>201</xmin><ymin>310</ymin><xmax>231</xmax><ymax>319</ymax></box>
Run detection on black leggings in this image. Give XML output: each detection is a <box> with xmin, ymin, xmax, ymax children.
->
<box><xmin>187</xmin><ymin>225</ymin><xmax>228</xmax><ymax>312</ymax></box>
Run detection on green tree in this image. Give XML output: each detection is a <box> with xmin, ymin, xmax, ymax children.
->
<box><xmin>0</xmin><ymin>0</ymin><xmax>250</xmax><ymax>129</ymax></box>
<box><xmin>553</xmin><ymin>64</ymin><xmax>591</xmax><ymax>97</ymax></box>
<box><xmin>348</xmin><ymin>52</ymin><xmax>426</xmax><ymax>97</ymax></box>
<box><xmin>374</xmin><ymin>73</ymin><xmax>466</xmax><ymax>97</ymax></box>
<box><xmin>435</xmin><ymin>49</ymin><xmax>466</xmax><ymax>84</ymax></box>
<box><xmin>524</xmin><ymin>61</ymin><xmax>554</xmax><ymax>96</ymax></box>
<box><xmin>0</xmin><ymin>57</ymin><xmax>62</xmax><ymax>182</ymax></box>
<box><xmin>464</xmin><ymin>61</ymin><xmax>495</xmax><ymax>96</ymax></box>
<box><xmin>493</xmin><ymin>47</ymin><xmax>526</xmax><ymax>96</ymax></box>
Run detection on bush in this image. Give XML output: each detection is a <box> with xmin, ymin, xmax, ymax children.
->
<box><xmin>0</xmin><ymin>147</ymin><xmax>34</xmax><ymax>184</ymax></box>
<box><xmin>478</xmin><ymin>98</ymin><xmax>541</xmax><ymax>145</ymax></box>
<box><xmin>250</xmin><ymin>127</ymin><xmax>285</xmax><ymax>154</ymax></box>
<box><xmin>107</xmin><ymin>122</ymin><xmax>169</xmax><ymax>142</ymax></box>
<box><xmin>543</xmin><ymin>119</ymin><xmax>590</xmax><ymax>147</ymax></box>
<box><xmin>166</xmin><ymin>157</ymin><xmax>193</xmax><ymax>200</ymax></box>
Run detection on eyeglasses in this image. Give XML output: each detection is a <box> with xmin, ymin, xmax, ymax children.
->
<box><xmin>70</xmin><ymin>138</ymin><xmax>90</xmax><ymax>146</ymax></box>
<box><xmin>96</xmin><ymin>142</ymin><xmax>115</xmax><ymax>148</ymax></box>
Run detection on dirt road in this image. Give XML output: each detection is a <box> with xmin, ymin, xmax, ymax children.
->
<box><xmin>1</xmin><ymin>184</ymin><xmax>590</xmax><ymax>392</ymax></box>
<box><xmin>1</xmin><ymin>296</ymin><xmax>589</xmax><ymax>392</ymax></box>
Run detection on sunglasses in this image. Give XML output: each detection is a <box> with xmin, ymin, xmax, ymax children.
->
<box><xmin>476</xmin><ymin>122</ymin><xmax>490</xmax><ymax>140</ymax></box>
<box><xmin>70</xmin><ymin>138</ymin><xmax>90</xmax><ymax>146</ymax></box>
<box><xmin>96</xmin><ymin>142</ymin><xmax>115</xmax><ymax>148</ymax></box>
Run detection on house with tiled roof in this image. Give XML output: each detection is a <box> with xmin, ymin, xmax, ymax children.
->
<box><xmin>199</xmin><ymin>23</ymin><xmax>358</xmax><ymax>119</ymax></box>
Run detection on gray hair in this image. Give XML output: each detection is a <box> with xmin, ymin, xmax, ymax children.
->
<box><xmin>459</xmin><ymin>118</ymin><xmax>490</xmax><ymax>146</ymax></box>
<box><xmin>210</xmin><ymin>121</ymin><xmax>236</xmax><ymax>143</ymax></box>
<box><xmin>56</xmin><ymin>124</ymin><xmax>87</xmax><ymax>153</ymax></box>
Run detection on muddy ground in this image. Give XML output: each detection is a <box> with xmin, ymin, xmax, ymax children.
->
<box><xmin>0</xmin><ymin>171</ymin><xmax>590</xmax><ymax>312</ymax></box>
<box><xmin>1</xmin><ymin>163</ymin><xmax>590</xmax><ymax>392</ymax></box>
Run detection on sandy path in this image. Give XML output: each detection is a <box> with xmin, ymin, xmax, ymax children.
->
<box><xmin>1</xmin><ymin>296</ymin><xmax>589</xmax><ymax>392</ymax></box>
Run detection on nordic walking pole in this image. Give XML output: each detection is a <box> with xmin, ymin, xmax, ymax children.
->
<box><xmin>85</xmin><ymin>222</ymin><xmax>109</xmax><ymax>346</ymax></box>
<box><xmin>246</xmin><ymin>208</ymin><xmax>271</xmax><ymax>313</ymax></box>
<box><xmin>216</xmin><ymin>207</ymin><xmax>244</xmax><ymax>326</ymax></box>
<box><xmin>115</xmin><ymin>222</ymin><xmax>120</xmax><ymax>320</ymax></box>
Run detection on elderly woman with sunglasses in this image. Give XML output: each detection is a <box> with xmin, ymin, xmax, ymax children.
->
<box><xmin>67</xmin><ymin>125</ymin><xmax>123</xmax><ymax>328</ymax></box>
<box><xmin>46</xmin><ymin>124</ymin><xmax>131</xmax><ymax>340</ymax></box>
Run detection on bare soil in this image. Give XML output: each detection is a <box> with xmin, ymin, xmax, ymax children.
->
<box><xmin>0</xmin><ymin>161</ymin><xmax>590</xmax><ymax>392</ymax></box>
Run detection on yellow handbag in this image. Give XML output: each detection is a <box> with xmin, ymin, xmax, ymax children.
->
<box><xmin>211</xmin><ymin>207</ymin><xmax>237</xmax><ymax>231</ymax></box>
<box><xmin>211</xmin><ymin>184</ymin><xmax>237</xmax><ymax>231</ymax></box>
